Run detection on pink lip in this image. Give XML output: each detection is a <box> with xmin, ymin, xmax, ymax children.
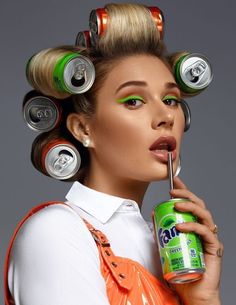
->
<box><xmin>149</xmin><ymin>136</ymin><xmax>177</xmax><ymax>163</ymax></box>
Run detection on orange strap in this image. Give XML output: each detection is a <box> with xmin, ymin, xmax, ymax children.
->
<box><xmin>4</xmin><ymin>201</ymin><xmax>132</xmax><ymax>305</ymax></box>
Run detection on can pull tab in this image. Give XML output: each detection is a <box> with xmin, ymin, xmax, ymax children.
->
<box><xmin>29</xmin><ymin>105</ymin><xmax>53</xmax><ymax>122</ymax></box>
<box><xmin>71</xmin><ymin>63</ymin><xmax>86</xmax><ymax>87</ymax></box>
<box><xmin>53</xmin><ymin>150</ymin><xmax>74</xmax><ymax>173</ymax></box>
<box><xmin>185</xmin><ymin>60</ymin><xmax>207</xmax><ymax>83</ymax></box>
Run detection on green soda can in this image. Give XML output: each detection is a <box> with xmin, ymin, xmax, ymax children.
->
<box><xmin>53</xmin><ymin>52</ymin><xmax>95</xmax><ymax>94</ymax></box>
<box><xmin>153</xmin><ymin>199</ymin><xmax>205</xmax><ymax>283</ymax></box>
<box><xmin>174</xmin><ymin>53</ymin><xmax>213</xmax><ymax>95</ymax></box>
<box><xmin>152</xmin><ymin>152</ymin><xmax>206</xmax><ymax>283</ymax></box>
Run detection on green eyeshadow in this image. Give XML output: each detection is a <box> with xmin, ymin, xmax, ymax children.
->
<box><xmin>116</xmin><ymin>95</ymin><xmax>143</xmax><ymax>103</ymax></box>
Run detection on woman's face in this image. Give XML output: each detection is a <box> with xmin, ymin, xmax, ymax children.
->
<box><xmin>88</xmin><ymin>54</ymin><xmax>185</xmax><ymax>182</ymax></box>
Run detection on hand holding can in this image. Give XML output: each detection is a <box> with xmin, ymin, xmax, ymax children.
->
<box><xmin>152</xmin><ymin>152</ymin><xmax>205</xmax><ymax>284</ymax></box>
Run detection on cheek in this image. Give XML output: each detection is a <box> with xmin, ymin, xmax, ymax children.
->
<box><xmin>91</xmin><ymin>111</ymin><xmax>148</xmax><ymax>157</ymax></box>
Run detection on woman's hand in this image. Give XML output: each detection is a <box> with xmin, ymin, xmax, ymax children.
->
<box><xmin>169</xmin><ymin>176</ymin><xmax>223</xmax><ymax>305</ymax></box>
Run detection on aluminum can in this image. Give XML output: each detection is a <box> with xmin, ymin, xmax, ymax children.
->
<box><xmin>75</xmin><ymin>31</ymin><xmax>91</xmax><ymax>48</ymax></box>
<box><xmin>174</xmin><ymin>53</ymin><xmax>213</xmax><ymax>94</ymax></box>
<box><xmin>23</xmin><ymin>91</ymin><xmax>62</xmax><ymax>132</ymax></box>
<box><xmin>148</xmin><ymin>7</ymin><xmax>164</xmax><ymax>39</ymax></box>
<box><xmin>41</xmin><ymin>140</ymin><xmax>81</xmax><ymax>180</ymax></box>
<box><xmin>153</xmin><ymin>198</ymin><xmax>205</xmax><ymax>283</ymax></box>
<box><xmin>89</xmin><ymin>8</ymin><xmax>108</xmax><ymax>46</ymax></box>
<box><xmin>53</xmin><ymin>53</ymin><xmax>95</xmax><ymax>94</ymax></box>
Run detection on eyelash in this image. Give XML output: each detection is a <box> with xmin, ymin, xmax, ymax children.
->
<box><xmin>117</xmin><ymin>96</ymin><xmax>145</xmax><ymax>108</ymax></box>
<box><xmin>162</xmin><ymin>97</ymin><xmax>181</xmax><ymax>107</ymax></box>
<box><xmin>117</xmin><ymin>95</ymin><xmax>181</xmax><ymax>109</ymax></box>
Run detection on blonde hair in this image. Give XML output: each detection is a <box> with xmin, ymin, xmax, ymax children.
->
<box><xmin>28</xmin><ymin>2</ymin><xmax>187</xmax><ymax>182</ymax></box>
<box><xmin>98</xmin><ymin>3</ymin><xmax>162</xmax><ymax>57</ymax></box>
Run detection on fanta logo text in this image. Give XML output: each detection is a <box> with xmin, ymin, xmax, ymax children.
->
<box><xmin>158</xmin><ymin>226</ymin><xmax>180</xmax><ymax>248</ymax></box>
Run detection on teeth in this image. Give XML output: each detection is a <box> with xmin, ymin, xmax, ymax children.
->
<box><xmin>157</xmin><ymin>143</ymin><xmax>169</xmax><ymax>150</ymax></box>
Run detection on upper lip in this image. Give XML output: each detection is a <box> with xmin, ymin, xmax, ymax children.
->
<box><xmin>149</xmin><ymin>136</ymin><xmax>177</xmax><ymax>151</ymax></box>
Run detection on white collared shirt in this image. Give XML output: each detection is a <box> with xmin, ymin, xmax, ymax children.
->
<box><xmin>8</xmin><ymin>181</ymin><xmax>163</xmax><ymax>305</ymax></box>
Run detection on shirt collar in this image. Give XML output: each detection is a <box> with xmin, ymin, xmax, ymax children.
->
<box><xmin>65</xmin><ymin>181</ymin><xmax>139</xmax><ymax>224</ymax></box>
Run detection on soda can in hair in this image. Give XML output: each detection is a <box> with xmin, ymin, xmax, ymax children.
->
<box><xmin>148</xmin><ymin>7</ymin><xmax>165</xmax><ymax>39</ymax></box>
<box><xmin>53</xmin><ymin>52</ymin><xmax>95</xmax><ymax>94</ymax></box>
<box><xmin>41</xmin><ymin>139</ymin><xmax>81</xmax><ymax>180</ymax></box>
<box><xmin>89</xmin><ymin>8</ymin><xmax>108</xmax><ymax>46</ymax></box>
<box><xmin>174</xmin><ymin>53</ymin><xmax>213</xmax><ymax>94</ymax></box>
<box><xmin>23</xmin><ymin>91</ymin><xmax>62</xmax><ymax>132</ymax></box>
<box><xmin>75</xmin><ymin>31</ymin><xmax>92</xmax><ymax>48</ymax></box>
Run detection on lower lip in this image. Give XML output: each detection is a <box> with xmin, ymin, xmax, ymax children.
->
<box><xmin>150</xmin><ymin>149</ymin><xmax>177</xmax><ymax>163</ymax></box>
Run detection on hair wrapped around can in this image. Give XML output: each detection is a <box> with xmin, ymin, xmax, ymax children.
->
<box><xmin>23</xmin><ymin>90</ymin><xmax>63</xmax><ymax>132</ymax></box>
<box><xmin>170</xmin><ymin>52</ymin><xmax>213</xmax><ymax>96</ymax></box>
<box><xmin>31</xmin><ymin>131</ymin><xmax>81</xmax><ymax>180</ymax></box>
<box><xmin>88</xmin><ymin>5</ymin><xmax>164</xmax><ymax>47</ymax></box>
<box><xmin>26</xmin><ymin>47</ymin><xmax>95</xmax><ymax>99</ymax></box>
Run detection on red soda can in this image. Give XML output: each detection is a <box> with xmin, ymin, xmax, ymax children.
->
<box><xmin>148</xmin><ymin>7</ymin><xmax>165</xmax><ymax>39</ymax></box>
<box><xmin>41</xmin><ymin>139</ymin><xmax>81</xmax><ymax>180</ymax></box>
<box><xmin>89</xmin><ymin>8</ymin><xmax>108</xmax><ymax>46</ymax></box>
<box><xmin>75</xmin><ymin>31</ymin><xmax>92</xmax><ymax>48</ymax></box>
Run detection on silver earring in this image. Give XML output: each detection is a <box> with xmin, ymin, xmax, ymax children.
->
<box><xmin>82</xmin><ymin>137</ymin><xmax>91</xmax><ymax>147</ymax></box>
<box><xmin>174</xmin><ymin>156</ymin><xmax>181</xmax><ymax>177</ymax></box>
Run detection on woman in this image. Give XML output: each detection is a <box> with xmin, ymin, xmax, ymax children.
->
<box><xmin>4</xmin><ymin>3</ymin><xmax>223</xmax><ymax>305</ymax></box>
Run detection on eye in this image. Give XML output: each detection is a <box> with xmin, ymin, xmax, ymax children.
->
<box><xmin>116</xmin><ymin>95</ymin><xmax>145</xmax><ymax>108</ymax></box>
<box><xmin>162</xmin><ymin>95</ymin><xmax>180</xmax><ymax>107</ymax></box>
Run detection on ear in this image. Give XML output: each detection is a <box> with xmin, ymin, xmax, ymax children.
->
<box><xmin>66</xmin><ymin>113</ymin><xmax>94</xmax><ymax>147</ymax></box>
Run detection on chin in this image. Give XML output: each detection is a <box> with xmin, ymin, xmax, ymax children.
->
<box><xmin>146</xmin><ymin>161</ymin><xmax>179</xmax><ymax>182</ymax></box>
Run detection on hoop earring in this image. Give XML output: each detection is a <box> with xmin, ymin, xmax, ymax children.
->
<box><xmin>174</xmin><ymin>156</ymin><xmax>181</xmax><ymax>177</ymax></box>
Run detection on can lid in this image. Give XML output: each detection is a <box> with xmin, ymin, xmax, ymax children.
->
<box><xmin>44</xmin><ymin>144</ymin><xmax>81</xmax><ymax>180</ymax></box>
<box><xmin>63</xmin><ymin>55</ymin><xmax>95</xmax><ymax>94</ymax></box>
<box><xmin>23</xmin><ymin>96</ymin><xmax>60</xmax><ymax>132</ymax></box>
<box><xmin>178</xmin><ymin>53</ymin><xmax>213</xmax><ymax>91</ymax></box>
<box><xmin>75</xmin><ymin>31</ymin><xmax>91</xmax><ymax>48</ymax></box>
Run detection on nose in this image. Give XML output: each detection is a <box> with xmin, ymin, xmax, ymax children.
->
<box><xmin>151</xmin><ymin>101</ymin><xmax>175</xmax><ymax>130</ymax></box>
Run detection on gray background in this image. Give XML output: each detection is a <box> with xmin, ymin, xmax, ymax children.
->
<box><xmin>1</xmin><ymin>0</ymin><xmax>235</xmax><ymax>303</ymax></box>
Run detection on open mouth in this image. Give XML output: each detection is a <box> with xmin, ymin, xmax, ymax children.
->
<box><xmin>149</xmin><ymin>136</ymin><xmax>177</xmax><ymax>162</ymax></box>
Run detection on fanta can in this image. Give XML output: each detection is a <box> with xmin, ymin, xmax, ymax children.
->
<box><xmin>153</xmin><ymin>198</ymin><xmax>206</xmax><ymax>283</ymax></box>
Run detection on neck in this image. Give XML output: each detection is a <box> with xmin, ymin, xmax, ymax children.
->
<box><xmin>82</xmin><ymin>164</ymin><xmax>149</xmax><ymax>207</ymax></box>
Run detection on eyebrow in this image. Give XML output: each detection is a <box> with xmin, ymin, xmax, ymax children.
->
<box><xmin>115</xmin><ymin>81</ymin><xmax>180</xmax><ymax>93</ymax></box>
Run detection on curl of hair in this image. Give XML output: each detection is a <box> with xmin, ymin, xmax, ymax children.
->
<box><xmin>27</xmin><ymin>46</ymin><xmax>88</xmax><ymax>99</ymax></box>
<box><xmin>167</xmin><ymin>51</ymin><xmax>201</xmax><ymax>97</ymax></box>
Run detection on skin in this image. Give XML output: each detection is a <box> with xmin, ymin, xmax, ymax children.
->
<box><xmin>67</xmin><ymin>54</ymin><xmax>223</xmax><ymax>305</ymax></box>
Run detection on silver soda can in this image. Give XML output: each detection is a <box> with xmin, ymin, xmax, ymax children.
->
<box><xmin>53</xmin><ymin>53</ymin><xmax>95</xmax><ymax>94</ymax></box>
<box><xmin>174</xmin><ymin>53</ymin><xmax>213</xmax><ymax>94</ymax></box>
<box><xmin>23</xmin><ymin>91</ymin><xmax>62</xmax><ymax>132</ymax></box>
<box><xmin>42</xmin><ymin>140</ymin><xmax>81</xmax><ymax>180</ymax></box>
<box><xmin>75</xmin><ymin>31</ymin><xmax>91</xmax><ymax>48</ymax></box>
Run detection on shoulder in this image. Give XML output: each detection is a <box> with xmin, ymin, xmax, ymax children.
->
<box><xmin>11</xmin><ymin>202</ymin><xmax>98</xmax><ymax>259</ymax></box>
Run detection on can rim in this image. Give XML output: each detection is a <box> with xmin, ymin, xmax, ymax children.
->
<box><xmin>179</xmin><ymin>53</ymin><xmax>213</xmax><ymax>90</ymax></box>
<box><xmin>23</xmin><ymin>96</ymin><xmax>60</xmax><ymax>132</ymax></box>
<box><xmin>44</xmin><ymin>143</ymin><xmax>81</xmax><ymax>180</ymax></box>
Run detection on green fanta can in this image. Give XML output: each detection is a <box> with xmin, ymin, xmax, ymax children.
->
<box><xmin>153</xmin><ymin>198</ymin><xmax>206</xmax><ymax>283</ymax></box>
